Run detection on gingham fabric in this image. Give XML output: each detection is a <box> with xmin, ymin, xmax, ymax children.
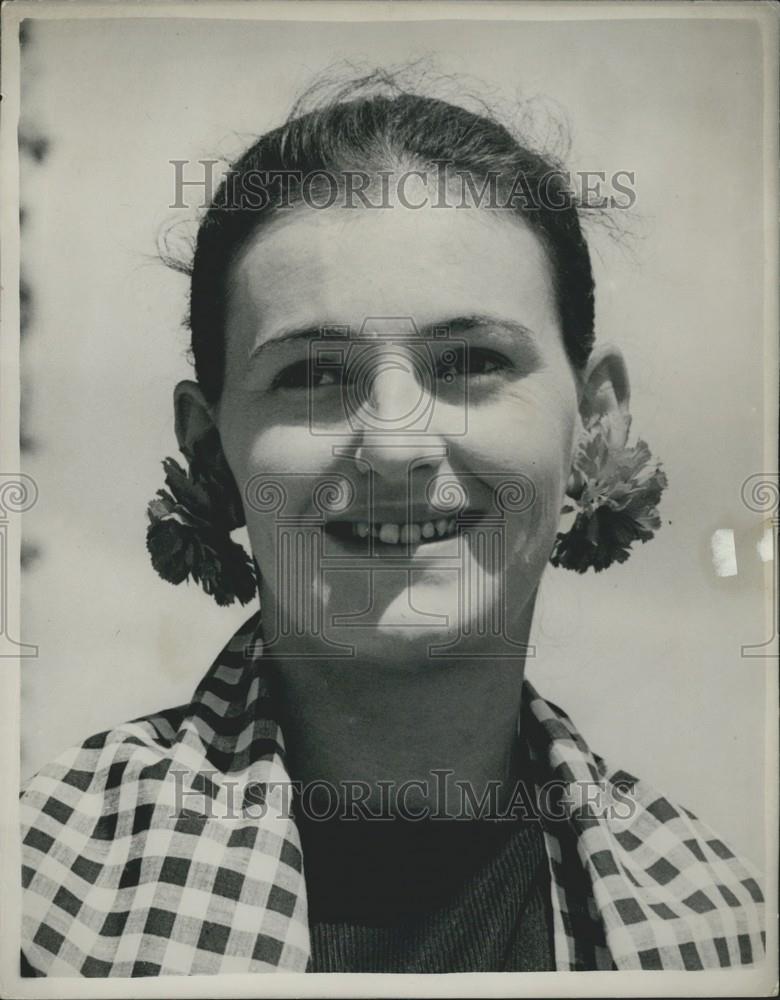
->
<box><xmin>21</xmin><ymin>612</ymin><xmax>765</xmax><ymax>976</ymax></box>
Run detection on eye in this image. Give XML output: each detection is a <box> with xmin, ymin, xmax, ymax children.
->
<box><xmin>436</xmin><ymin>346</ymin><xmax>511</xmax><ymax>380</ymax></box>
<box><xmin>271</xmin><ymin>360</ymin><xmax>341</xmax><ymax>391</ymax></box>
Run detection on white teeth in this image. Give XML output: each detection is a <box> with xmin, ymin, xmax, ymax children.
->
<box><xmin>379</xmin><ymin>523</ymin><xmax>400</xmax><ymax>545</ymax></box>
<box><xmin>401</xmin><ymin>524</ymin><xmax>422</xmax><ymax>544</ymax></box>
<box><xmin>349</xmin><ymin>519</ymin><xmax>459</xmax><ymax>544</ymax></box>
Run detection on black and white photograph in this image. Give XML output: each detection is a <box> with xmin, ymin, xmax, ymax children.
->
<box><xmin>1</xmin><ymin>1</ymin><xmax>777</xmax><ymax>995</ymax></box>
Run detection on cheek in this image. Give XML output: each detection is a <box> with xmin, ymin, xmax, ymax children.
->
<box><xmin>218</xmin><ymin>404</ymin><xmax>334</xmax><ymax>558</ymax></box>
<box><xmin>462</xmin><ymin>377</ymin><xmax>577</xmax><ymax>490</ymax></box>
<box><xmin>220</xmin><ymin>398</ymin><xmax>324</xmax><ymax>484</ymax></box>
<box><xmin>459</xmin><ymin>377</ymin><xmax>577</xmax><ymax>566</ymax></box>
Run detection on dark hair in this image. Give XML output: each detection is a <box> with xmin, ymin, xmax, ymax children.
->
<box><xmin>184</xmin><ymin>73</ymin><xmax>596</xmax><ymax>404</ymax></box>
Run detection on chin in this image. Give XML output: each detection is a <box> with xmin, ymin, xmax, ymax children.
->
<box><xmin>334</xmin><ymin>572</ymin><xmax>531</xmax><ymax>664</ymax></box>
<box><xmin>338</xmin><ymin>618</ymin><xmax>465</xmax><ymax>672</ymax></box>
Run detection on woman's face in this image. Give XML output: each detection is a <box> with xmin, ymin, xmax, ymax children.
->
<box><xmin>216</xmin><ymin>200</ymin><xmax>580</xmax><ymax>663</ymax></box>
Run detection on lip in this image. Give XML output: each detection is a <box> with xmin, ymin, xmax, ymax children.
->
<box><xmin>320</xmin><ymin>499</ymin><xmax>486</xmax><ymax>520</ymax></box>
<box><xmin>323</xmin><ymin>504</ymin><xmax>472</xmax><ymax>524</ymax></box>
<box><xmin>321</xmin><ymin>510</ymin><xmax>488</xmax><ymax>554</ymax></box>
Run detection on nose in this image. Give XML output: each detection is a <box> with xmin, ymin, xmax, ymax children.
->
<box><xmin>347</xmin><ymin>342</ymin><xmax>434</xmax><ymax>427</ymax></box>
<box><xmin>348</xmin><ymin>345</ymin><xmax>447</xmax><ymax>480</ymax></box>
<box><xmin>353</xmin><ymin>432</ymin><xmax>447</xmax><ymax>483</ymax></box>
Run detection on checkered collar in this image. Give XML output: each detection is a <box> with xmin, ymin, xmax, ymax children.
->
<box><xmin>21</xmin><ymin>612</ymin><xmax>764</xmax><ymax>976</ymax></box>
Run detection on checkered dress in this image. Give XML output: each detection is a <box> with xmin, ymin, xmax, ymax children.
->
<box><xmin>21</xmin><ymin>612</ymin><xmax>765</xmax><ymax>976</ymax></box>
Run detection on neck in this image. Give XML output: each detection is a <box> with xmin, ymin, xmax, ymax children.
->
<box><xmin>263</xmin><ymin>602</ymin><xmax>535</xmax><ymax>821</ymax></box>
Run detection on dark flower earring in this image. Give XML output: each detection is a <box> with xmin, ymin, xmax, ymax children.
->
<box><xmin>147</xmin><ymin>415</ymin><xmax>668</xmax><ymax>606</ymax></box>
<box><xmin>146</xmin><ymin>427</ymin><xmax>259</xmax><ymax>606</ymax></box>
<box><xmin>550</xmin><ymin>414</ymin><xmax>669</xmax><ymax>573</ymax></box>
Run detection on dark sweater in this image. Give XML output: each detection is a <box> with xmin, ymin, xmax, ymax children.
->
<box><xmin>299</xmin><ymin>815</ymin><xmax>554</xmax><ymax>973</ymax></box>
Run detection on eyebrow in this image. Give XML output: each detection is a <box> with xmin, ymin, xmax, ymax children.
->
<box><xmin>248</xmin><ymin>314</ymin><xmax>538</xmax><ymax>362</ymax></box>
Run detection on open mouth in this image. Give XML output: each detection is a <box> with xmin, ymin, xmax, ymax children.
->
<box><xmin>323</xmin><ymin>513</ymin><xmax>485</xmax><ymax>549</ymax></box>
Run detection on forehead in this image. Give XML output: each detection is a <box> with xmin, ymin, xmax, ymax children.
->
<box><xmin>227</xmin><ymin>203</ymin><xmax>558</xmax><ymax>343</ymax></box>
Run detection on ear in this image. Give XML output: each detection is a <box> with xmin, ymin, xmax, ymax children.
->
<box><xmin>576</xmin><ymin>344</ymin><xmax>631</xmax><ymax>450</ymax></box>
<box><xmin>174</xmin><ymin>380</ymin><xmax>216</xmax><ymax>459</ymax></box>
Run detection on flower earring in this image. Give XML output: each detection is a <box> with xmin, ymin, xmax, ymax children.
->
<box><xmin>146</xmin><ymin>416</ymin><xmax>669</xmax><ymax>606</ymax></box>
<box><xmin>146</xmin><ymin>427</ymin><xmax>259</xmax><ymax>606</ymax></box>
<box><xmin>549</xmin><ymin>414</ymin><xmax>668</xmax><ymax>573</ymax></box>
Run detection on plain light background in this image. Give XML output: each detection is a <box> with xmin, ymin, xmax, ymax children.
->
<box><xmin>19</xmin><ymin>12</ymin><xmax>770</xmax><ymax>869</ymax></box>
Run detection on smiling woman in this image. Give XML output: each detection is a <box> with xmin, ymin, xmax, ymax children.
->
<box><xmin>205</xmin><ymin>196</ymin><xmax>580</xmax><ymax>664</ymax></box>
<box><xmin>20</xmin><ymin>69</ymin><xmax>765</xmax><ymax>978</ymax></box>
